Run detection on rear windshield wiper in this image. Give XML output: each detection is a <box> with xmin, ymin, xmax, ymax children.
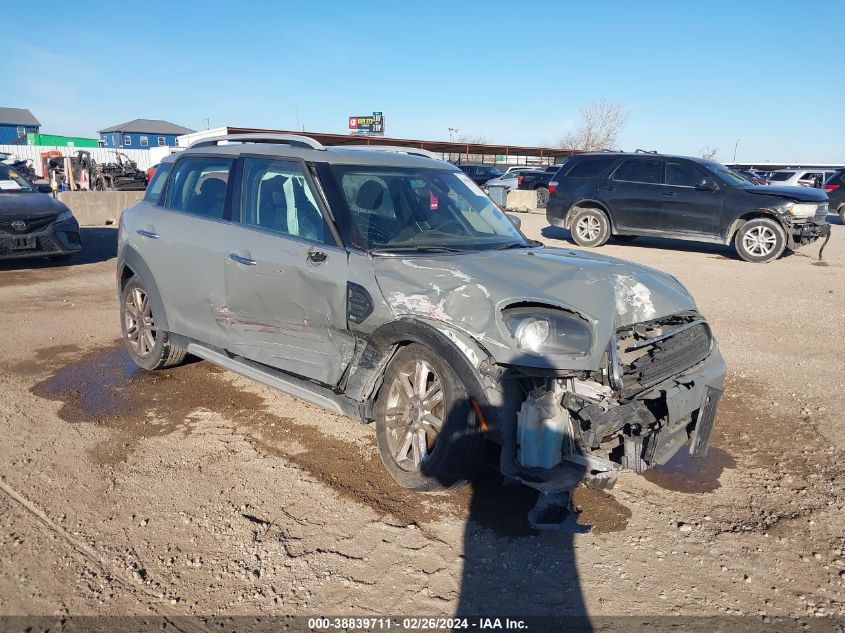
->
<box><xmin>371</xmin><ymin>245</ymin><xmax>466</xmax><ymax>254</ymax></box>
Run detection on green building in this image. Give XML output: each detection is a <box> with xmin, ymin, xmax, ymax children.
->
<box><xmin>26</xmin><ymin>133</ymin><xmax>99</xmax><ymax>148</ymax></box>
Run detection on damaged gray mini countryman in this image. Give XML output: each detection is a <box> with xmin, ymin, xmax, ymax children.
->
<box><xmin>118</xmin><ymin>134</ymin><xmax>726</xmax><ymax>514</ymax></box>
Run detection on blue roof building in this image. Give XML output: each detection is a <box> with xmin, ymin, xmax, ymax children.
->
<box><xmin>98</xmin><ymin>119</ymin><xmax>195</xmax><ymax>150</ymax></box>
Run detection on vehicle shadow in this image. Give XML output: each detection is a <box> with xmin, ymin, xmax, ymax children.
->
<box><xmin>0</xmin><ymin>227</ymin><xmax>117</xmax><ymax>271</ymax></box>
<box><xmin>540</xmin><ymin>225</ymin><xmax>802</xmax><ymax>260</ymax></box>
<box><xmin>422</xmin><ymin>392</ymin><xmax>592</xmax><ymax>631</ymax></box>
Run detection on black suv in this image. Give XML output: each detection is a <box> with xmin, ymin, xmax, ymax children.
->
<box><xmin>823</xmin><ymin>169</ymin><xmax>845</xmax><ymax>224</ymax></box>
<box><xmin>546</xmin><ymin>152</ymin><xmax>831</xmax><ymax>263</ymax></box>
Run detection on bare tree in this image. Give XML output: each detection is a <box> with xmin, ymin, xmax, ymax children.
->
<box><xmin>454</xmin><ymin>134</ymin><xmax>488</xmax><ymax>145</ymax></box>
<box><xmin>698</xmin><ymin>146</ymin><xmax>718</xmax><ymax>160</ymax></box>
<box><xmin>559</xmin><ymin>99</ymin><xmax>628</xmax><ymax>151</ymax></box>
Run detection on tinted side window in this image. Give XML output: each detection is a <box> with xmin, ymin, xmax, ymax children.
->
<box><xmin>143</xmin><ymin>163</ymin><xmax>172</xmax><ymax>204</ymax></box>
<box><xmin>612</xmin><ymin>159</ymin><xmax>663</xmax><ymax>184</ymax></box>
<box><xmin>769</xmin><ymin>172</ymin><xmax>792</xmax><ymax>182</ymax></box>
<box><xmin>564</xmin><ymin>158</ymin><xmax>615</xmax><ymax>178</ymax></box>
<box><xmin>665</xmin><ymin>161</ymin><xmax>704</xmax><ymax>187</ymax></box>
<box><xmin>166</xmin><ymin>157</ymin><xmax>233</xmax><ymax>219</ymax></box>
<box><xmin>241</xmin><ymin>158</ymin><xmax>330</xmax><ymax>245</ymax></box>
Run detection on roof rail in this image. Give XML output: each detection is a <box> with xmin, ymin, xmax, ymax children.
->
<box><xmin>188</xmin><ymin>133</ymin><xmax>325</xmax><ymax>150</ymax></box>
<box><xmin>634</xmin><ymin>148</ymin><xmax>659</xmax><ymax>154</ymax></box>
<box><xmin>332</xmin><ymin>144</ymin><xmax>441</xmax><ymax>160</ymax></box>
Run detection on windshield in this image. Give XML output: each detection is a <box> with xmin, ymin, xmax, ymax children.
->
<box><xmin>710</xmin><ymin>165</ymin><xmax>754</xmax><ymax>187</ymax></box>
<box><xmin>330</xmin><ymin>166</ymin><xmax>528</xmax><ymax>252</ymax></box>
<box><xmin>0</xmin><ymin>163</ymin><xmax>36</xmax><ymax>193</ymax></box>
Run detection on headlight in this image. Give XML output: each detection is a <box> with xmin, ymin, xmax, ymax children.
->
<box><xmin>56</xmin><ymin>210</ymin><xmax>74</xmax><ymax>223</ymax></box>
<box><xmin>502</xmin><ymin>305</ymin><xmax>592</xmax><ymax>355</ymax></box>
<box><xmin>783</xmin><ymin>202</ymin><xmax>818</xmax><ymax>219</ymax></box>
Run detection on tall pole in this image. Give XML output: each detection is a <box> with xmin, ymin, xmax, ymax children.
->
<box><xmin>733</xmin><ymin>138</ymin><xmax>740</xmax><ymax>163</ymax></box>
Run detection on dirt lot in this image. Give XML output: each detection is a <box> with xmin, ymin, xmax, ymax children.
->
<box><xmin>1</xmin><ymin>219</ymin><xmax>843</xmax><ymax>623</ymax></box>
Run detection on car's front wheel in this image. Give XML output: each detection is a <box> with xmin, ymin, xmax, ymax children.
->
<box><xmin>734</xmin><ymin>217</ymin><xmax>786</xmax><ymax>263</ymax></box>
<box><xmin>120</xmin><ymin>277</ymin><xmax>187</xmax><ymax>370</ymax></box>
<box><xmin>374</xmin><ymin>344</ymin><xmax>485</xmax><ymax>491</ymax></box>
<box><xmin>570</xmin><ymin>207</ymin><xmax>611</xmax><ymax>247</ymax></box>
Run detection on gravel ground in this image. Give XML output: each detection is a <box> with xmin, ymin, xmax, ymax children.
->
<box><xmin>0</xmin><ymin>218</ymin><xmax>843</xmax><ymax>623</ymax></box>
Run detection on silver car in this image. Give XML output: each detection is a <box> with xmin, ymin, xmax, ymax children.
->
<box><xmin>118</xmin><ymin>134</ymin><xmax>726</xmax><ymax>523</ymax></box>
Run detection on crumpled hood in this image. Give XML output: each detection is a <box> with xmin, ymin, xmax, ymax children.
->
<box><xmin>0</xmin><ymin>192</ymin><xmax>69</xmax><ymax>219</ymax></box>
<box><xmin>372</xmin><ymin>246</ymin><xmax>696</xmax><ymax>369</ymax></box>
<box><xmin>745</xmin><ymin>185</ymin><xmax>828</xmax><ymax>203</ymax></box>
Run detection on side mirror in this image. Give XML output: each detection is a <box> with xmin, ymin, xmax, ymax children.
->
<box><xmin>697</xmin><ymin>177</ymin><xmax>718</xmax><ymax>191</ymax></box>
<box><xmin>37</xmin><ymin>184</ymin><xmax>53</xmax><ymax>193</ymax></box>
<box><xmin>506</xmin><ymin>213</ymin><xmax>522</xmax><ymax>230</ymax></box>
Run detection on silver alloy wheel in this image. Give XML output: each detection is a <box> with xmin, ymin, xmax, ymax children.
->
<box><xmin>124</xmin><ymin>287</ymin><xmax>156</xmax><ymax>358</ymax></box>
<box><xmin>742</xmin><ymin>225</ymin><xmax>778</xmax><ymax>257</ymax></box>
<box><xmin>536</xmin><ymin>188</ymin><xmax>550</xmax><ymax>206</ymax></box>
<box><xmin>575</xmin><ymin>214</ymin><xmax>602</xmax><ymax>242</ymax></box>
<box><xmin>383</xmin><ymin>358</ymin><xmax>445</xmax><ymax>471</ymax></box>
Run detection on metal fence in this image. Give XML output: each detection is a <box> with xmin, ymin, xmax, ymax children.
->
<box><xmin>0</xmin><ymin>145</ymin><xmax>153</xmax><ymax>178</ymax></box>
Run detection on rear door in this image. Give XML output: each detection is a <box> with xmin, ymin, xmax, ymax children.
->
<box><xmin>134</xmin><ymin>154</ymin><xmax>235</xmax><ymax>348</ymax></box>
<box><xmin>601</xmin><ymin>157</ymin><xmax>664</xmax><ymax>231</ymax></box>
<box><xmin>657</xmin><ymin>159</ymin><xmax>723</xmax><ymax>236</ymax></box>
<box><xmin>223</xmin><ymin>156</ymin><xmax>352</xmax><ymax>386</ymax></box>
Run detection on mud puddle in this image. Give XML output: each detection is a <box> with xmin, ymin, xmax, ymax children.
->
<box><xmin>31</xmin><ymin>345</ymin><xmax>635</xmax><ymax>536</ymax></box>
<box><xmin>643</xmin><ymin>447</ymin><xmax>735</xmax><ymax>493</ymax></box>
<box><xmin>30</xmin><ymin>345</ymin><xmax>461</xmax><ymax>528</ymax></box>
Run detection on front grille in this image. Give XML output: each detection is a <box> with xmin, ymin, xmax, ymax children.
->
<box><xmin>812</xmin><ymin>203</ymin><xmax>829</xmax><ymax>222</ymax></box>
<box><xmin>615</xmin><ymin>313</ymin><xmax>712</xmax><ymax>397</ymax></box>
<box><xmin>0</xmin><ymin>235</ymin><xmax>61</xmax><ymax>256</ymax></box>
<box><xmin>0</xmin><ymin>214</ymin><xmax>57</xmax><ymax>235</ymax></box>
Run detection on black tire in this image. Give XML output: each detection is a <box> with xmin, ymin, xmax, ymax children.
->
<box><xmin>374</xmin><ymin>343</ymin><xmax>486</xmax><ymax>491</ymax></box>
<box><xmin>839</xmin><ymin>205</ymin><xmax>844</xmax><ymax>225</ymax></box>
<box><xmin>569</xmin><ymin>207</ymin><xmax>611</xmax><ymax>247</ymax></box>
<box><xmin>120</xmin><ymin>277</ymin><xmax>187</xmax><ymax>370</ymax></box>
<box><xmin>734</xmin><ymin>217</ymin><xmax>786</xmax><ymax>263</ymax></box>
<box><xmin>535</xmin><ymin>187</ymin><xmax>550</xmax><ymax>207</ymax></box>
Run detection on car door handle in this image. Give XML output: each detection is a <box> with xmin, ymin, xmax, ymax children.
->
<box><xmin>602</xmin><ymin>186</ymin><xmax>616</xmax><ymax>191</ymax></box>
<box><xmin>228</xmin><ymin>252</ymin><xmax>257</xmax><ymax>266</ymax></box>
<box><xmin>307</xmin><ymin>250</ymin><xmax>328</xmax><ymax>264</ymax></box>
<box><xmin>659</xmin><ymin>191</ymin><xmax>676</xmax><ymax>196</ymax></box>
<box><xmin>136</xmin><ymin>229</ymin><xmax>159</xmax><ymax>239</ymax></box>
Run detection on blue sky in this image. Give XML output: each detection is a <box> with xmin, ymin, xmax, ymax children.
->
<box><xmin>4</xmin><ymin>1</ymin><xmax>843</xmax><ymax>162</ymax></box>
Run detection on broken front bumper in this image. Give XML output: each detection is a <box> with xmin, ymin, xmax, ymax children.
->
<box><xmin>788</xmin><ymin>220</ymin><xmax>830</xmax><ymax>249</ymax></box>
<box><xmin>505</xmin><ymin>343</ymin><xmax>727</xmax><ymax>493</ymax></box>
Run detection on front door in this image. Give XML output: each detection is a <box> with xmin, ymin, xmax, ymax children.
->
<box><xmin>601</xmin><ymin>157</ymin><xmax>664</xmax><ymax>231</ymax></box>
<box><xmin>657</xmin><ymin>159</ymin><xmax>723</xmax><ymax>236</ymax></box>
<box><xmin>223</xmin><ymin>157</ymin><xmax>352</xmax><ymax>386</ymax></box>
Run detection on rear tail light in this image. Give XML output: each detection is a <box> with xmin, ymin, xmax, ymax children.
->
<box><xmin>823</xmin><ymin>184</ymin><xmax>839</xmax><ymax>192</ymax></box>
<box><xmin>517</xmin><ymin>175</ymin><xmax>524</xmax><ymax>186</ymax></box>
<box><xmin>549</xmin><ymin>181</ymin><xmax>558</xmax><ymax>194</ymax></box>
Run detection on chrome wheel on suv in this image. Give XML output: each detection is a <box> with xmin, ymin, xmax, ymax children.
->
<box><xmin>569</xmin><ymin>207</ymin><xmax>611</xmax><ymax>247</ymax></box>
<box><xmin>383</xmin><ymin>358</ymin><xmax>445</xmax><ymax>471</ymax></box>
<box><xmin>120</xmin><ymin>277</ymin><xmax>188</xmax><ymax>370</ymax></box>
<box><xmin>734</xmin><ymin>217</ymin><xmax>786</xmax><ymax>263</ymax></box>
<box><xmin>374</xmin><ymin>343</ymin><xmax>485</xmax><ymax>490</ymax></box>
<box><xmin>124</xmin><ymin>286</ymin><xmax>156</xmax><ymax>358</ymax></box>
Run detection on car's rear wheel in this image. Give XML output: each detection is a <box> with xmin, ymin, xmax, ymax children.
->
<box><xmin>120</xmin><ymin>277</ymin><xmax>187</xmax><ymax>370</ymax></box>
<box><xmin>374</xmin><ymin>344</ymin><xmax>485</xmax><ymax>491</ymax></box>
<box><xmin>535</xmin><ymin>187</ymin><xmax>550</xmax><ymax>207</ymax></box>
<box><xmin>838</xmin><ymin>204</ymin><xmax>844</xmax><ymax>225</ymax></box>
<box><xmin>570</xmin><ymin>207</ymin><xmax>611</xmax><ymax>247</ymax></box>
<box><xmin>734</xmin><ymin>217</ymin><xmax>786</xmax><ymax>263</ymax></box>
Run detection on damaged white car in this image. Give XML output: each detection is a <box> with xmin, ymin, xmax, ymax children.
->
<box><xmin>117</xmin><ymin>134</ymin><xmax>726</xmax><ymax>526</ymax></box>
